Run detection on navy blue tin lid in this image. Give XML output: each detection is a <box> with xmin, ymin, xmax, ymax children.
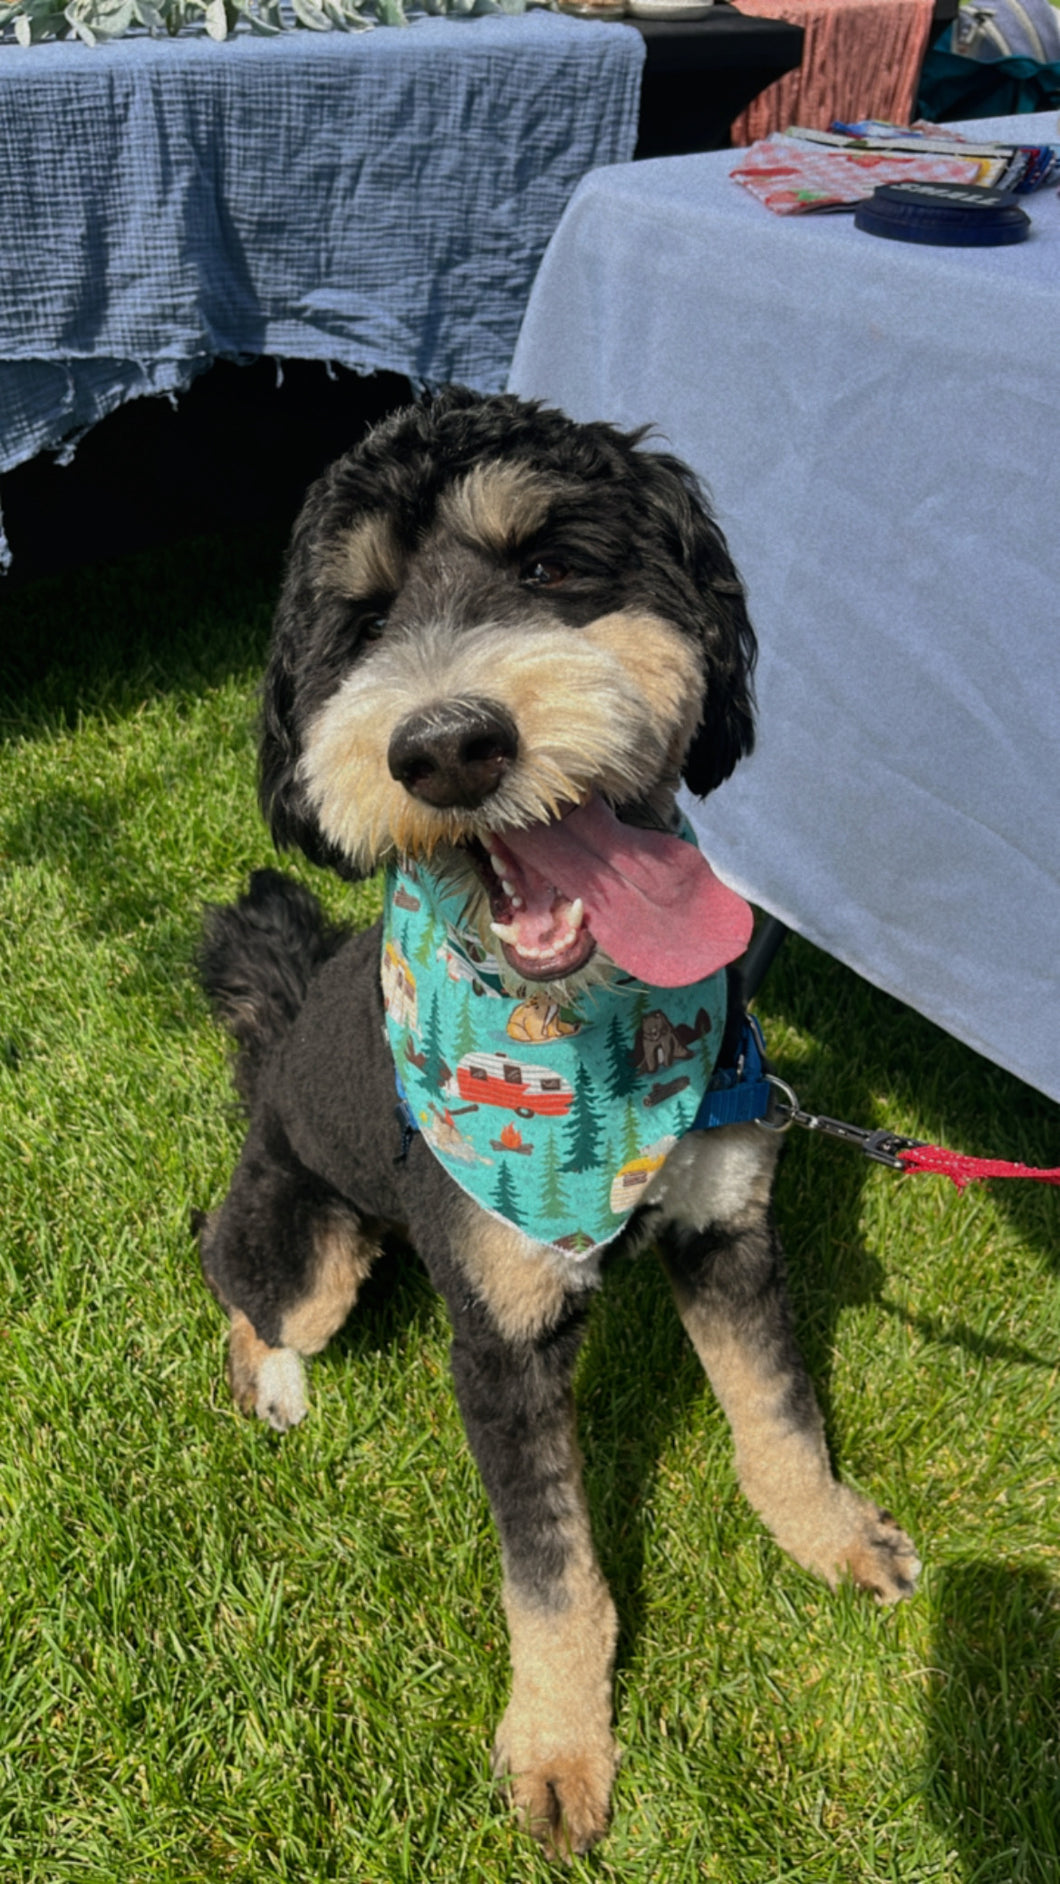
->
<box><xmin>854</xmin><ymin>181</ymin><xmax>1032</xmax><ymax>247</ymax></box>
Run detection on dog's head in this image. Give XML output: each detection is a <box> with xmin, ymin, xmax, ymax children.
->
<box><xmin>261</xmin><ymin>388</ymin><xmax>756</xmax><ymax>986</ymax></box>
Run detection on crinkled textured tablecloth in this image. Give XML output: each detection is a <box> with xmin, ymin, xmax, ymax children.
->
<box><xmin>0</xmin><ymin>12</ymin><xmax>644</xmax><ymax>508</ymax></box>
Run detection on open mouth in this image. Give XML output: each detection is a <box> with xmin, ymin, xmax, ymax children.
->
<box><xmin>467</xmin><ymin>792</ymin><xmax>754</xmax><ymax>989</ymax></box>
<box><xmin>469</xmin><ymin>831</ymin><xmax>597</xmax><ymax>982</ymax></box>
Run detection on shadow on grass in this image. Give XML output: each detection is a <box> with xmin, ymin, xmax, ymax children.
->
<box><xmin>1</xmin><ymin>776</ymin><xmax>243</xmax><ymax>959</ymax></box>
<box><xmin>577</xmin><ymin>1253</ymin><xmax>707</xmax><ymax>1661</ymax></box>
<box><xmin>2</xmin><ymin>528</ymin><xmax>281</xmax><ymax>736</ymax></box>
<box><xmin>565</xmin><ymin>925</ymin><xmax>1058</xmax><ymax>1672</ymax></box>
<box><xmin>329</xmin><ymin>1230</ymin><xmax>443</xmax><ymax>1362</ymax></box>
<box><xmin>926</xmin><ymin>1557</ymin><xmax>1060</xmax><ymax>1884</ymax></box>
<box><xmin>759</xmin><ymin>931</ymin><xmax>1060</xmax><ymax>1310</ymax></box>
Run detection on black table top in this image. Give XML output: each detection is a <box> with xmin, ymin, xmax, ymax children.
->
<box><xmin>630</xmin><ymin>4</ymin><xmax>803</xmax><ymax>73</ymax></box>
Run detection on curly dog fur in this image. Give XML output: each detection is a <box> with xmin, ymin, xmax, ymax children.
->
<box><xmin>196</xmin><ymin>388</ymin><xmax>919</xmax><ymax>1860</ymax></box>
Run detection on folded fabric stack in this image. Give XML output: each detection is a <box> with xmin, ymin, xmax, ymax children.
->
<box><xmin>731</xmin><ymin>116</ymin><xmax>1059</xmax><ymax>212</ymax></box>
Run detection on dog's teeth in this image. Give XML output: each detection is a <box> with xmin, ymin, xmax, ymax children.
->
<box><xmin>569</xmin><ymin>898</ymin><xmax>585</xmax><ymax>930</ymax></box>
<box><xmin>490</xmin><ymin>921</ymin><xmax>519</xmax><ymax>943</ymax></box>
<box><xmin>510</xmin><ymin>894</ymin><xmax>524</xmax><ymax>909</ymax></box>
<box><xmin>501</xmin><ymin>877</ymin><xmax>517</xmax><ymax>896</ymax></box>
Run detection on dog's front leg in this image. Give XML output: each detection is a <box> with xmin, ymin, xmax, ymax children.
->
<box><xmin>652</xmin><ymin>1125</ymin><xmax>920</xmax><ymax>1603</ymax></box>
<box><xmin>432</xmin><ymin>1219</ymin><xmax>617</xmax><ymax>1861</ymax></box>
<box><xmin>450</xmin><ymin>1306</ymin><xmax>618</xmax><ymax>1859</ymax></box>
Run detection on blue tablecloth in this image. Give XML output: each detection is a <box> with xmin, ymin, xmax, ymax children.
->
<box><xmin>510</xmin><ymin>114</ymin><xmax>1060</xmax><ymax>1101</ymax></box>
<box><xmin>0</xmin><ymin>12</ymin><xmax>643</xmax><ymax>501</ymax></box>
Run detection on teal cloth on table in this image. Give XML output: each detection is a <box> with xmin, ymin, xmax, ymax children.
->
<box><xmin>918</xmin><ymin>41</ymin><xmax>1060</xmax><ymax>118</ymax></box>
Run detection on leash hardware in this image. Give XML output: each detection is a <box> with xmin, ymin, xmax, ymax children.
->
<box><xmin>755</xmin><ymin>1073</ymin><xmax>800</xmax><ymax>1132</ymax></box>
<box><xmin>857</xmin><ymin>1128</ymin><xmax>929</xmax><ymax>1168</ymax></box>
<box><xmin>766</xmin><ymin>1095</ymin><xmax>926</xmax><ymax>1168</ymax></box>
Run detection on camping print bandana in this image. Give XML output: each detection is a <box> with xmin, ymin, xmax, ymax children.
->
<box><xmin>381</xmin><ymin>856</ymin><xmax>727</xmax><ymax>1259</ymax></box>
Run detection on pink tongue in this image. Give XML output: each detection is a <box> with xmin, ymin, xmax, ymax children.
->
<box><xmin>499</xmin><ymin>796</ymin><xmax>752</xmax><ymax>987</ymax></box>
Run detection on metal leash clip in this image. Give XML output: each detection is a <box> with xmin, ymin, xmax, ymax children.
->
<box><xmin>759</xmin><ymin>1077</ymin><xmax>926</xmax><ymax>1168</ymax></box>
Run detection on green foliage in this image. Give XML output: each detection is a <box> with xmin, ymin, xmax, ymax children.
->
<box><xmin>2</xmin><ymin>529</ymin><xmax>1059</xmax><ymax>1880</ymax></box>
<box><xmin>0</xmin><ymin>0</ymin><xmax>525</xmax><ymax>45</ymax></box>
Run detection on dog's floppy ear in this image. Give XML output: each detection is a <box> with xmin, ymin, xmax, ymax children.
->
<box><xmin>259</xmin><ymin>642</ymin><xmax>339</xmax><ymax>876</ymax></box>
<box><xmin>258</xmin><ymin>489</ymin><xmax>365</xmax><ymax>882</ymax></box>
<box><xmin>636</xmin><ymin>445</ymin><xmax>757</xmax><ymax>798</ymax></box>
<box><xmin>681</xmin><ymin>544</ymin><xmax>757</xmax><ymax>799</ymax></box>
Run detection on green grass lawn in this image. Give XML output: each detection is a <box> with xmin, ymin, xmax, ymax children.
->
<box><xmin>2</xmin><ymin>534</ymin><xmax>1058</xmax><ymax>1882</ymax></box>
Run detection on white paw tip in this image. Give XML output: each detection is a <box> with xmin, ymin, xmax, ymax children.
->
<box><xmin>255</xmin><ymin>1348</ymin><xmax>308</xmax><ymax>1432</ymax></box>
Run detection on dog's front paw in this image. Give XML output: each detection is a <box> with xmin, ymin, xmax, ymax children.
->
<box><xmin>493</xmin><ymin>1717</ymin><xmax>618</xmax><ymax>1862</ymax></box>
<box><xmin>228</xmin><ymin>1323</ymin><xmax>308</xmax><ymax>1433</ymax></box>
<box><xmin>253</xmin><ymin>1348</ymin><xmax>308</xmax><ymax>1432</ymax></box>
<box><xmin>842</xmin><ymin>1504</ymin><xmax>920</xmax><ymax>1604</ymax></box>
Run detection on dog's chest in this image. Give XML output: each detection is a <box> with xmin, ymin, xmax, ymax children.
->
<box><xmin>380</xmin><ymin>861</ymin><xmax>727</xmax><ymax>1260</ymax></box>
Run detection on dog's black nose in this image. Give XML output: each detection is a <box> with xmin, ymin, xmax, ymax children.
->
<box><xmin>387</xmin><ymin>700</ymin><xmax>519</xmax><ymax>808</ymax></box>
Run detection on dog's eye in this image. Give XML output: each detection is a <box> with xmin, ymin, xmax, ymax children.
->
<box><xmin>353</xmin><ymin>605</ymin><xmax>390</xmax><ymax>643</ymax></box>
<box><xmin>519</xmin><ymin>558</ymin><xmax>568</xmax><ymax>590</ymax></box>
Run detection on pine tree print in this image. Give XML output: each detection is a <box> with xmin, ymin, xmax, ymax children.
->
<box><xmin>620</xmin><ymin>1100</ymin><xmax>641</xmax><ymax>1164</ymax></box>
<box><xmin>700</xmin><ymin>1026</ymin><xmax>718</xmax><ymax>1082</ymax></box>
<box><xmin>541</xmin><ymin>1127</ymin><xmax>568</xmax><ymax>1222</ymax></box>
<box><xmin>421</xmin><ymin>990</ymin><xmax>446</xmax><ymax>1090</ymax></box>
<box><xmin>562</xmin><ymin>1061</ymin><xmax>603</xmax><ymax>1174</ymax></box>
<box><xmin>604</xmin><ymin>1010</ymin><xmax>639</xmax><ymax>1100</ymax></box>
<box><xmin>454</xmin><ymin>991</ymin><xmax>477</xmax><ymax>1061</ymax></box>
<box><xmin>491</xmin><ymin>1159</ymin><xmax>523</xmax><ymax>1227</ymax></box>
<box><xmin>599</xmin><ymin>1137</ymin><xmax>617</xmax><ymax>1219</ymax></box>
<box><xmin>629</xmin><ymin>989</ymin><xmax>651</xmax><ymax>1033</ymax></box>
<box><xmin>414</xmin><ymin>917</ymin><xmax>435</xmax><ymax>970</ymax></box>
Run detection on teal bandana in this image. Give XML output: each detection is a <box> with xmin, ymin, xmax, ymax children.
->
<box><xmin>382</xmin><ymin>857</ymin><xmax>727</xmax><ymax>1259</ymax></box>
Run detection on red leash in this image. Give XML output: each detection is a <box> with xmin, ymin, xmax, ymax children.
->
<box><xmin>757</xmin><ymin>1065</ymin><xmax>1057</xmax><ymax>1190</ymax></box>
<box><xmin>715</xmin><ymin>1017</ymin><xmax>1058</xmax><ymax>1191</ymax></box>
<box><xmin>897</xmin><ymin>1144</ymin><xmax>1060</xmax><ymax>1191</ymax></box>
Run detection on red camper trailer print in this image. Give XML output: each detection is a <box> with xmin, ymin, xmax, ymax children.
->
<box><xmin>455</xmin><ymin>1051</ymin><xmax>574</xmax><ymax>1119</ymax></box>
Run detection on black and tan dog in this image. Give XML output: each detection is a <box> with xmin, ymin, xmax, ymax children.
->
<box><xmin>196</xmin><ymin>387</ymin><xmax>919</xmax><ymax>1859</ymax></box>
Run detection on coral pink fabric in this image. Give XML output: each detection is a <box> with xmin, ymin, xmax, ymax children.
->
<box><xmin>729</xmin><ymin>0</ymin><xmax>937</xmax><ymax>145</ymax></box>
